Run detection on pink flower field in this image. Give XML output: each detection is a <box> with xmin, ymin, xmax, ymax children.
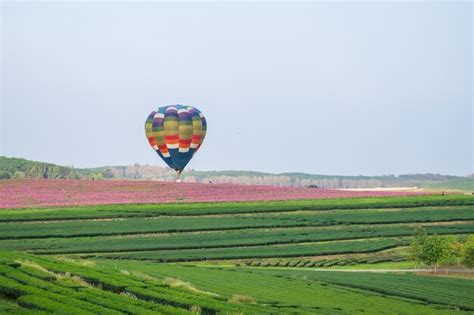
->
<box><xmin>0</xmin><ymin>179</ymin><xmax>427</xmax><ymax>209</ymax></box>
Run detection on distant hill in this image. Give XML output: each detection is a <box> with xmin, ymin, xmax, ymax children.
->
<box><xmin>0</xmin><ymin>156</ymin><xmax>79</xmax><ymax>180</ymax></box>
<box><xmin>0</xmin><ymin>156</ymin><xmax>472</xmax><ymax>191</ymax></box>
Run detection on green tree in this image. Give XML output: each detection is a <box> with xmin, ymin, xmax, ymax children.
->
<box><xmin>445</xmin><ymin>236</ymin><xmax>463</xmax><ymax>266</ymax></box>
<box><xmin>409</xmin><ymin>226</ymin><xmax>427</xmax><ymax>264</ymax></box>
<box><xmin>421</xmin><ymin>236</ymin><xmax>451</xmax><ymax>272</ymax></box>
<box><xmin>409</xmin><ymin>227</ymin><xmax>462</xmax><ymax>271</ymax></box>
<box><xmin>462</xmin><ymin>235</ymin><xmax>474</xmax><ymax>268</ymax></box>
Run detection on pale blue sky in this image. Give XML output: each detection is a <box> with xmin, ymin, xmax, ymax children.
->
<box><xmin>1</xmin><ymin>2</ymin><xmax>472</xmax><ymax>175</ymax></box>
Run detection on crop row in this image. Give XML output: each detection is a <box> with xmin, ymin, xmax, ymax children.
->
<box><xmin>4</xmin><ymin>250</ymin><xmax>460</xmax><ymax>314</ymax></box>
<box><xmin>1</xmin><ymin>194</ymin><xmax>472</xmax><ymax>222</ymax></box>
<box><xmin>110</xmin><ymin>261</ymin><xmax>468</xmax><ymax>314</ymax></box>
<box><xmin>254</xmin><ymin>268</ymin><xmax>474</xmax><ymax>311</ymax></box>
<box><xmin>243</xmin><ymin>255</ymin><xmax>406</xmax><ymax>268</ymax></box>
<box><xmin>96</xmin><ymin>238</ymin><xmax>406</xmax><ymax>262</ymax></box>
<box><xmin>0</xmin><ymin>267</ymin><xmax>183</xmax><ymax>315</ymax></box>
<box><xmin>0</xmin><ymin>222</ymin><xmax>472</xmax><ymax>255</ymax></box>
<box><xmin>0</xmin><ymin>251</ymin><xmax>275</xmax><ymax>314</ymax></box>
<box><xmin>1</xmin><ymin>206</ymin><xmax>472</xmax><ymax>240</ymax></box>
<box><xmin>2</xmin><ymin>250</ymin><xmax>464</xmax><ymax>314</ymax></box>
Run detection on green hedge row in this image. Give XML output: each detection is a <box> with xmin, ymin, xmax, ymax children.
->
<box><xmin>1</xmin><ymin>194</ymin><xmax>472</xmax><ymax>222</ymax></box>
<box><xmin>245</xmin><ymin>255</ymin><xmax>407</xmax><ymax>268</ymax></box>
<box><xmin>101</xmin><ymin>238</ymin><xmax>407</xmax><ymax>262</ymax></box>
<box><xmin>1</xmin><ymin>206</ymin><xmax>473</xmax><ymax>240</ymax></box>
<box><xmin>0</xmin><ymin>252</ymin><xmax>276</xmax><ymax>314</ymax></box>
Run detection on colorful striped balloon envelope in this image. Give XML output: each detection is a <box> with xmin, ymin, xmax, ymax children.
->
<box><xmin>145</xmin><ymin>105</ymin><xmax>207</xmax><ymax>180</ymax></box>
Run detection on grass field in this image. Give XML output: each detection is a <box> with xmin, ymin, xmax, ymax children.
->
<box><xmin>424</xmin><ymin>178</ymin><xmax>474</xmax><ymax>192</ymax></box>
<box><xmin>0</xmin><ymin>193</ymin><xmax>473</xmax><ymax>313</ymax></box>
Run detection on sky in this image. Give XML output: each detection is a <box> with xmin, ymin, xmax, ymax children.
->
<box><xmin>1</xmin><ymin>2</ymin><xmax>472</xmax><ymax>176</ymax></box>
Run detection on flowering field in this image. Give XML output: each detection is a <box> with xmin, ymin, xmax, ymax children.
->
<box><xmin>0</xmin><ymin>179</ymin><xmax>427</xmax><ymax>209</ymax></box>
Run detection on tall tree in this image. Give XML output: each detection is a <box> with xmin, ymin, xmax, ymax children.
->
<box><xmin>409</xmin><ymin>226</ymin><xmax>428</xmax><ymax>264</ymax></box>
<box><xmin>462</xmin><ymin>235</ymin><xmax>474</xmax><ymax>268</ymax></box>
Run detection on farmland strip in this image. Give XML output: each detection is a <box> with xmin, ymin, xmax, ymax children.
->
<box><xmin>250</xmin><ymin>268</ymin><xmax>474</xmax><ymax>311</ymax></box>
<box><xmin>95</xmin><ymin>238</ymin><xmax>406</xmax><ymax>262</ymax></box>
<box><xmin>0</xmin><ymin>252</ymin><xmax>275</xmax><ymax>314</ymax></box>
<box><xmin>1</xmin><ymin>195</ymin><xmax>472</xmax><ymax>222</ymax></box>
<box><xmin>2</xmin><ymin>222</ymin><xmax>472</xmax><ymax>255</ymax></box>
<box><xmin>127</xmin><ymin>261</ymin><xmax>474</xmax><ymax>314</ymax></box>
<box><xmin>0</xmin><ymin>207</ymin><xmax>472</xmax><ymax>240</ymax></box>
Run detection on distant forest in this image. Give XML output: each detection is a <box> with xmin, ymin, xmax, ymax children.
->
<box><xmin>0</xmin><ymin>156</ymin><xmax>472</xmax><ymax>191</ymax></box>
<box><xmin>0</xmin><ymin>157</ymin><xmax>79</xmax><ymax>180</ymax></box>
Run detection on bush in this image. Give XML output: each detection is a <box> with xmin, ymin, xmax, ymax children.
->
<box><xmin>462</xmin><ymin>235</ymin><xmax>474</xmax><ymax>268</ymax></box>
<box><xmin>408</xmin><ymin>227</ymin><xmax>474</xmax><ymax>270</ymax></box>
<box><xmin>409</xmin><ymin>226</ymin><xmax>427</xmax><ymax>263</ymax></box>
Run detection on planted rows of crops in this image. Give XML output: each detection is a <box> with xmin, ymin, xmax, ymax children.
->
<box><xmin>0</xmin><ymin>222</ymin><xmax>472</xmax><ymax>255</ymax></box>
<box><xmin>0</xmin><ymin>195</ymin><xmax>473</xmax><ymax>262</ymax></box>
<box><xmin>253</xmin><ymin>268</ymin><xmax>474</xmax><ymax>311</ymax></box>
<box><xmin>1</xmin><ymin>250</ymin><xmax>467</xmax><ymax>314</ymax></box>
<box><xmin>242</xmin><ymin>255</ymin><xmax>407</xmax><ymax>268</ymax></box>
<box><xmin>96</xmin><ymin>238</ymin><xmax>406</xmax><ymax>262</ymax></box>
<box><xmin>96</xmin><ymin>260</ymin><xmax>472</xmax><ymax>313</ymax></box>
<box><xmin>0</xmin><ymin>251</ymin><xmax>274</xmax><ymax>314</ymax></box>
<box><xmin>1</xmin><ymin>206</ymin><xmax>473</xmax><ymax>240</ymax></box>
<box><xmin>0</xmin><ymin>261</ymin><xmax>191</xmax><ymax>314</ymax></box>
<box><xmin>1</xmin><ymin>194</ymin><xmax>474</xmax><ymax>313</ymax></box>
<box><xmin>1</xmin><ymin>194</ymin><xmax>472</xmax><ymax>222</ymax></box>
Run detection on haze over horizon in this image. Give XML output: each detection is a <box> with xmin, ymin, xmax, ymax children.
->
<box><xmin>1</xmin><ymin>2</ymin><xmax>472</xmax><ymax>176</ymax></box>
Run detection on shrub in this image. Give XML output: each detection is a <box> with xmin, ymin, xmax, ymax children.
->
<box><xmin>409</xmin><ymin>226</ymin><xmax>427</xmax><ymax>263</ymax></box>
<box><xmin>462</xmin><ymin>235</ymin><xmax>474</xmax><ymax>268</ymax></box>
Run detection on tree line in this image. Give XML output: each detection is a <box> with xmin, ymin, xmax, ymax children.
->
<box><xmin>1</xmin><ymin>157</ymin><xmax>472</xmax><ymax>191</ymax></box>
<box><xmin>0</xmin><ymin>157</ymin><xmax>79</xmax><ymax>180</ymax></box>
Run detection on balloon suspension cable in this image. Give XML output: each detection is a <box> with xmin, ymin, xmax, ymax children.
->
<box><xmin>176</xmin><ymin>170</ymin><xmax>182</xmax><ymax>183</ymax></box>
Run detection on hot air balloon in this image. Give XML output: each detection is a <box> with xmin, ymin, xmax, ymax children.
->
<box><xmin>145</xmin><ymin>105</ymin><xmax>207</xmax><ymax>181</ymax></box>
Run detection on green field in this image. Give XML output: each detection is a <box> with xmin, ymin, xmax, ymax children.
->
<box><xmin>0</xmin><ymin>251</ymin><xmax>473</xmax><ymax>314</ymax></box>
<box><xmin>424</xmin><ymin>178</ymin><xmax>474</xmax><ymax>192</ymax></box>
<box><xmin>1</xmin><ymin>194</ymin><xmax>473</xmax><ymax>314</ymax></box>
<box><xmin>2</xmin><ymin>194</ymin><xmax>472</xmax><ymax>222</ymax></box>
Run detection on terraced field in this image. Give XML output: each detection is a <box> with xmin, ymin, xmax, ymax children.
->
<box><xmin>0</xmin><ymin>251</ymin><xmax>473</xmax><ymax>314</ymax></box>
<box><xmin>0</xmin><ymin>194</ymin><xmax>473</xmax><ymax>313</ymax></box>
